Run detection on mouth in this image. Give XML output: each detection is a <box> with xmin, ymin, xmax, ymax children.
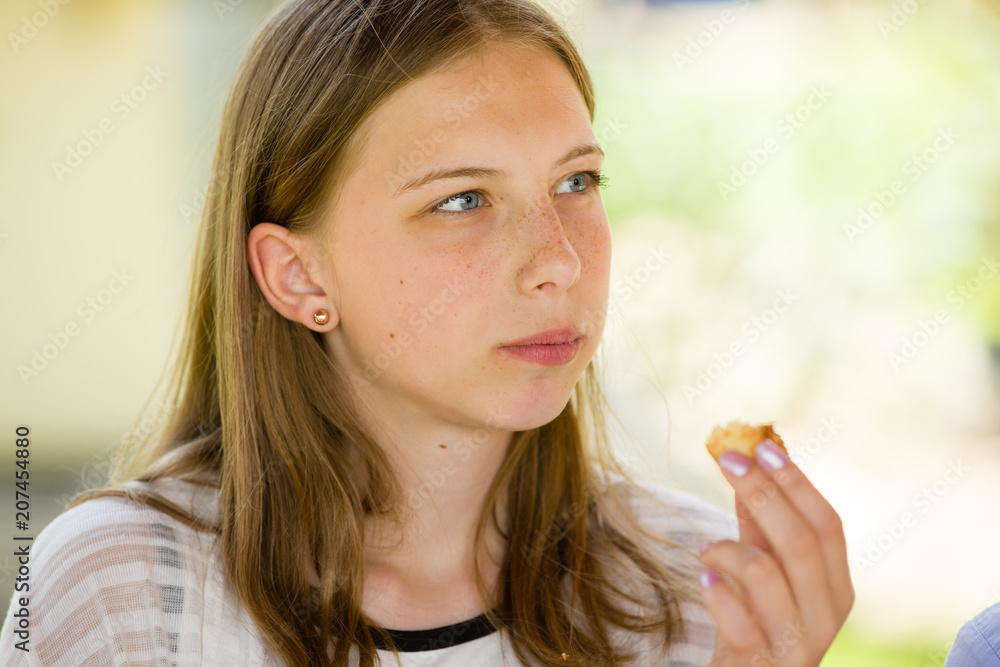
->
<box><xmin>499</xmin><ymin>326</ymin><xmax>583</xmax><ymax>348</ymax></box>
<box><xmin>498</xmin><ymin>331</ymin><xmax>584</xmax><ymax>367</ymax></box>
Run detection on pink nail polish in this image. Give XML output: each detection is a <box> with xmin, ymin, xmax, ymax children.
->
<box><xmin>755</xmin><ymin>438</ymin><xmax>788</xmax><ymax>471</ymax></box>
<box><xmin>699</xmin><ymin>569</ymin><xmax>719</xmax><ymax>588</ymax></box>
<box><xmin>698</xmin><ymin>541</ymin><xmax>712</xmax><ymax>555</ymax></box>
<box><xmin>719</xmin><ymin>450</ymin><xmax>750</xmax><ymax>477</ymax></box>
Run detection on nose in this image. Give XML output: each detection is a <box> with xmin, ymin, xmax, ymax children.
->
<box><xmin>513</xmin><ymin>195</ymin><xmax>581</xmax><ymax>295</ymax></box>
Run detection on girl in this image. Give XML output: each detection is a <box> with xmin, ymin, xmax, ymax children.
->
<box><xmin>0</xmin><ymin>0</ymin><xmax>853</xmax><ymax>665</ymax></box>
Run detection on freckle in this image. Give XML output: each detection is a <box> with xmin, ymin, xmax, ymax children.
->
<box><xmin>389</xmin><ymin>332</ymin><xmax>395</xmax><ymax>339</ymax></box>
<box><xmin>400</xmin><ymin>280</ymin><xmax>403</xmax><ymax>284</ymax></box>
<box><xmin>439</xmin><ymin>444</ymin><xmax>447</xmax><ymax>449</ymax></box>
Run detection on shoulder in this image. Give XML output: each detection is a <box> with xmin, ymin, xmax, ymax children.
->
<box><xmin>0</xmin><ymin>478</ymin><xmax>223</xmax><ymax>666</ymax></box>
<box><xmin>31</xmin><ymin>476</ymin><xmax>221</xmax><ymax>572</ymax></box>
<box><xmin>944</xmin><ymin>601</ymin><xmax>1000</xmax><ymax>666</ymax></box>
<box><xmin>603</xmin><ymin>470</ymin><xmax>739</xmax><ymax>549</ymax></box>
<box><xmin>593</xmin><ymin>472</ymin><xmax>736</xmax><ymax>664</ymax></box>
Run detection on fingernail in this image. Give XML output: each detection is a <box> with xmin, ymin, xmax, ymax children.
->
<box><xmin>719</xmin><ymin>450</ymin><xmax>750</xmax><ymax>477</ymax></box>
<box><xmin>699</xmin><ymin>569</ymin><xmax>720</xmax><ymax>588</ymax></box>
<box><xmin>698</xmin><ymin>541</ymin><xmax>712</xmax><ymax>555</ymax></box>
<box><xmin>755</xmin><ymin>438</ymin><xmax>788</xmax><ymax>471</ymax></box>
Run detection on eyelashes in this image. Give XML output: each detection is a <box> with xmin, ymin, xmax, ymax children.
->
<box><xmin>582</xmin><ymin>169</ymin><xmax>609</xmax><ymax>190</ymax></box>
<box><xmin>432</xmin><ymin>169</ymin><xmax>609</xmax><ymax>216</ymax></box>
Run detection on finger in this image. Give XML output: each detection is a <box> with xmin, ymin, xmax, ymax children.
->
<box><xmin>699</xmin><ymin>541</ymin><xmax>752</xmax><ymax>611</ymax></box>
<box><xmin>716</xmin><ymin>448</ymin><xmax>837</xmax><ymax>634</ymax></box>
<box><xmin>698</xmin><ymin>567</ymin><xmax>769</xmax><ymax>661</ymax></box>
<box><xmin>735</xmin><ymin>493</ymin><xmax>771</xmax><ymax>552</ymax></box>
<box><xmin>754</xmin><ymin>438</ymin><xmax>855</xmax><ymax>619</ymax></box>
<box><xmin>699</xmin><ymin>540</ymin><xmax>800</xmax><ymax>646</ymax></box>
<box><xmin>710</xmin><ymin>445</ymin><xmax>771</xmax><ymax>553</ymax></box>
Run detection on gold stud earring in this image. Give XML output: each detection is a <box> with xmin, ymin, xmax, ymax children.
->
<box><xmin>313</xmin><ymin>309</ymin><xmax>329</xmax><ymax>326</ymax></box>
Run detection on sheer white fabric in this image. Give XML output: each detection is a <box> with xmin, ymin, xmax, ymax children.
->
<box><xmin>0</xmin><ymin>474</ymin><xmax>737</xmax><ymax>666</ymax></box>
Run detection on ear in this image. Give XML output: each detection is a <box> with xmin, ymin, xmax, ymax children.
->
<box><xmin>247</xmin><ymin>222</ymin><xmax>339</xmax><ymax>330</ymax></box>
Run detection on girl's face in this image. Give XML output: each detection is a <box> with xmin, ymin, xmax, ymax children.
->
<box><xmin>319</xmin><ymin>40</ymin><xmax>611</xmax><ymax>436</ymax></box>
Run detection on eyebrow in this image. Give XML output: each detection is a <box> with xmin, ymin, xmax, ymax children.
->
<box><xmin>391</xmin><ymin>142</ymin><xmax>605</xmax><ymax>197</ymax></box>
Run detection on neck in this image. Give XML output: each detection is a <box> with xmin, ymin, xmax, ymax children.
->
<box><xmin>362</xmin><ymin>424</ymin><xmax>514</xmax><ymax>582</ymax></box>
<box><xmin>356</xmin><ymin>427</ymin><xmax>514</xmax><ymax>629</ymax></box>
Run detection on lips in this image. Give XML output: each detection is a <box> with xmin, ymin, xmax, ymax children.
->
<box><xmin>500</xmin><ymin>326</ymin><xmax>583</xmax><ymax>348</ymax></box>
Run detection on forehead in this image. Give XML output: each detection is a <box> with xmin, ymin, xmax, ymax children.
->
<box><xmin>348</xmin><ymin>42</ymin><xmax>593</xmax><ymax>191</ymax></box>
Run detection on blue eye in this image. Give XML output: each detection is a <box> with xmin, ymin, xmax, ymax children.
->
<box><xmin>436</xmin><ymin>191</ymin><xmax>482</xmax><ymax>213</ymax></box>
<box><xmin>561</xmin><ymin>169</ymin><xmax>608</xmax><ymax>193</ymax></box>
<box><xmin>556</xmin><ymin>172</ymin><xmax>591</xmax><ymax>194</ymax></box>
<box><xmin>431</xmin><ymin>170</ymin><xmax>608</xmax><ymax>216</ymax></box>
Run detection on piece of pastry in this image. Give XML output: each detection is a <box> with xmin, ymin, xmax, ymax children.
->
<box><xmin>705</xmin><ymin>420</ymin><xmax>786</xmax><ymax>462</ymax></box>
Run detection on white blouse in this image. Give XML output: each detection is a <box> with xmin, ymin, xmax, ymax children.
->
<box><xmin>0</xmin><ymin>474</ymin><xmax>737</xmax><ymax>666</ymax></box>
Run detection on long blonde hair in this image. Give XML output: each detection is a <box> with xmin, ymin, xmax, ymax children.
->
<box><xmin>69</xmin><ymin>0</ymin><xmax>705</xmax><ymax>664</ymax></box>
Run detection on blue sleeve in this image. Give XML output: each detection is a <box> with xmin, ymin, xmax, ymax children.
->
<box><xmin>943</xmin><ymin>601</ymin><xmax>1000</xmax><ymax>666</ymax></box>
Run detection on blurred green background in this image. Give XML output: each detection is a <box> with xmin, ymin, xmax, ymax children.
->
<box><xmin>2</xmin><ymin>0</ymin><xmax>999</xmax><ymax>664</ymax></box>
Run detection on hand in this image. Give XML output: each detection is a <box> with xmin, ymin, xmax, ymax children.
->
<box><xmin>698</xmin><ymin>439</ymin><xmax>854</xmax><ymax>666</ymax></box>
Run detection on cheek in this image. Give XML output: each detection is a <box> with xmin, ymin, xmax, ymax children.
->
<box><xmin>575</xmin><ymin>213</ymin><xmax>613</xmax><ymax>284</ymax></box>
<box><xmin>378</xmin><ymin>250</ymin><xmax>488</xmax><ymax>348</ymax></box>
<box><xmin>337</xmin><ymin>208</ymin><xmax>496</xmax><ymax>342</ymax></box>
<box><xmin>574</xmin><ymin>218</ymin><xmax>612</xmax><ymax>342</ymax></box>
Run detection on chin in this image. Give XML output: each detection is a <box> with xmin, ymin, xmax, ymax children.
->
<box><xmin>492</xmin><ymin>387</ymin><xmax>575</xmax><ymax>432</ymax></box>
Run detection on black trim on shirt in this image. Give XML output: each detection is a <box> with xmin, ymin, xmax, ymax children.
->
<box><xmin>369</xmin><ymin>609</ymin><xmax>499</xmax><ymax>652</ymax></box>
